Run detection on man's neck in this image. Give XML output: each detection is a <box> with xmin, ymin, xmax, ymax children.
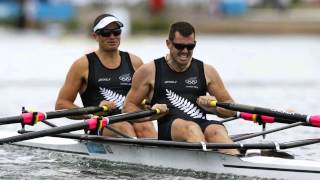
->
<box><xmin>165</xmin><ymin>54</ymin><xmax>191</xmax><ymax>72</ymax></box>
<box><xmin>96</xmin><ymin>49</ymin><xmax>121</xmax><ymax>68</ymax></box>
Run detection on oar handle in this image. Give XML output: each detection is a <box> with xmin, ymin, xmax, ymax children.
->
<box><xmin>310</xmin><ymin>115</ymin><xmax>320</xmax><ymax>127</ymax></box>
<box><xmin>0</xmin><ymin>106</ymin><xmax>109</xmax><ymax>126</ymax></box>
<box><xmin>107</xmin><ymin>108</ymin><xmax>160</xmax><ymax>124</ymax></box>
<box><xmin>86</xmin><ymin>108</ymin><xmax>160</xmax><ymax>130</ymax></box>
<box><xmin>210</xmin><ymin>100</ymin><xmax>320</xmax><ymax>127</ymax></box>
<box><xmin>237</xmin><ymin>112</ymin><xmax>274</xmax><ymax>123</ymax></box>
<box><xmin>46</xmin><ymin>106</ymin><xmax>109</xmax><ymax>119</ymax></box>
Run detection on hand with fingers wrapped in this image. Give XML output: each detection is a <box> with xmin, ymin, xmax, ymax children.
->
<box><xmin>99</xmin><ymin>100</ymin><xmax>117</xmax><ymax>110</ymax></box>
<box><xmin>150</xmin><ymin>103</ymin><xmax>169</xmax><ymax>120</ymax></box>
<box><xmin>197</xmin><ymin>96</ymin><xmax>236</xmax><ymax>117</ymax></box>
<box><xmin>196</xmin><ymin>95</ymin><xmax>218</xmax><ymax>113</ymax></box>
<box><xmin>94</xmin><ymin>100</ymin><xmax>117</xmax><ymax>116</ymax></box>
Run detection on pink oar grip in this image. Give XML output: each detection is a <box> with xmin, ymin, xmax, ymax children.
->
<box><xmin>21</xmin><ymin>112</ymin><xmax>46</xmax><ymax>124</ymax></box>
<box><xmin>239</xmin><ymin>112</ymin><xmax>275</xmax><ymax>123</ymax></box>
<box><xmin>260</xmin><ymin>115</ymin><xmax>275</xmax><ymax>123</ymax></box>
<box><xmin>102</xmin><ymin>117</ymin><xmax>109</xmax><ymax>126</ymax></box>
<box><xmin>87</xmin><ymin>117</ymin><xmax>109</xmax><ymax>130</ymax></box>
<box><xmin>37</xmin><ymin>112</ymin><xmax>46</xmax><ymax>121</ymax></box>
<box><xmin>87</xmin><ymin>118</ymin><xmax>97</xmax><ymax>130</ymax></box>
<box><xmin>239</xmin><ymin>112</ymin><xmax>255</xmax><ymax>121</ymax></box>
<box><xmin>21</xmin><ymin>112</ymin><xmax>33</xmax><ymax>124</ymax></box>
<box><xmin>309</xmin><ymin>115</ymin><xmax>320</xmax><ymax>127</ymax></box>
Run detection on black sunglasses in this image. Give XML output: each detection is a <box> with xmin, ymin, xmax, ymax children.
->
<box><xmin>172</xmin><ymin>41</ymin><xmax>196</xmax><ymax>50</ymax></box>
<box><xmin>97</xmin><ymin>28</ymin><xmax>122</xmax><ymax>37</ymax></box>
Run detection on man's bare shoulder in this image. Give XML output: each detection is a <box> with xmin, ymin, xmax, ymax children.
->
<box><xmin>128</xmin><ymin>52</ymin><xmax>141</xmax><ymax>61</ymax></box>
<box><xmin>203</xmin><ymin>63</ymin><xmax>218</xmax><ymax>74</ymax></box>
<box><xmin>135</xmin><ymin>61</ymin><xmax>155</xmax><ymax>74</ymax></box>
<box><xmin>203</xmin><ymin>63</ymin><xmax>223</xmax><ymax>85</ymax></box>
<box><xmin>71</xmin><ymin>55</ymin><xmax>89</xmax><ymax>70</ymax></box>
<box><xmin>132</xmin><ymin>61</ymin><xmax>155</xmax><ymax>83</ymax></box>
<box><xmin>128</xmin><ymin>53</ymin><xmax>143</xmax><ymax>70</ymax></box>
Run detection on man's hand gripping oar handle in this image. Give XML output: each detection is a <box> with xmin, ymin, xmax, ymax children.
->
<box><xmin>209</xmin><ymin>100</ymin><xmax>320</xmax><ymax>127</ymax></box>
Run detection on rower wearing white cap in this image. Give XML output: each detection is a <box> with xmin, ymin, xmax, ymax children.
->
<box><xmin>55</xmin><ymin>13</ymin><xmax>157</xmax><ymax>138</ymax></box>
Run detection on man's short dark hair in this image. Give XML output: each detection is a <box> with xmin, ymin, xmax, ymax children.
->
<box><xmin>168</xmin><ymin>21</ymin><xmax>195</xmax><ymax>41</ymax></box>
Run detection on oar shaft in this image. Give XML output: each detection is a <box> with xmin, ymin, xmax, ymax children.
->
<box><xmin>0</xmin><ymin>121</ymin><xmax>88</xmax><ymax>144</ymax></box>
<box><xmin>238</xmin><ymin>112</ymin><xmax>314</xmax><ymax>127</ymax></box>
<box><xmin>281</xmin><ymin>138</ymin><xmax>320</xmax><ymax>149</ymax></box>
<box><xmin>45</xmin><ymin>106</ymin><xmax>104</xmax><ymax>119</ymax></box>
<box><xmin>17</xmin><ymin>130</ymin><xmax>320</xmax><ymax>150</ymax></box>
<box><xmin>0</xmin><ymin>116</ymin><xmax>22</xmax><ymax>125</ymax></box>
<box><xmin>219</xmin><ymin>102</ymin><xmax>307</xmax><ymax>121</ymax></box>
<box><xmin>108</xmin><ymin>109</ymin><xmax>158</xmax><ymax>124</ymax></box>
<box><xmin>220</xmin><ymin>117</ymin><xmax>238</xmax><ymax>123</ymax></box>
<box><xmin>233</xmin><ymin>122</ymin><xmax>305</xmax><ymax>142</ymax></box>
<box><xmin>211</xmin><ymin>101</ymin><xmax>320</xmax><ymax>127</ymax></box>
<box><xmin>41</xmin><ymin>120</ymin><xmax>57</xmax><ymax>127</ymax></box>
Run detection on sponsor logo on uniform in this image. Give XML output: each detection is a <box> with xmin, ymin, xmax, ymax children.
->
<box><xmin>119</xmin><ymin>73</ymin><xmax>131</xmax><ymax>82</ymax></box>
<box><xmin>98</xmin><ymin>78</ymin><xmax>111</xmax><ymax>82</ymax></box>
<box><xmin>185</xmin><ymin>77</ymin><xmax>197</xmax><ymax>85</ymax></box>
<box><xmin>164</xmin><ymin>80</ymin><xmax>178</xmax><ymax>84</ymax></box>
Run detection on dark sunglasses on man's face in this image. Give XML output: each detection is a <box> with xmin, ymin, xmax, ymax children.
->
<box><xmin>97</xmin><ymin>28</ymin><xmax>122</xmax><ymax>37</ymax></box>
<box><xmin>172</xmin><ymin>41</ymin><xmax>196</xmax><ymax>50</ymax></box>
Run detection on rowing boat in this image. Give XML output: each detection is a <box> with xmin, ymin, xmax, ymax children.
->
<box><xmin>12</xmin><ymin>133</ymin><xmax>320</xmax><ymax>180</ymax></box>
<box><xmin>1</xmin><ymin>104</ymin><xmax>320</xmax><ymax>179</ymax></box>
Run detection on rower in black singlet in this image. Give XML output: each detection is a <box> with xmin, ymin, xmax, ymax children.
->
<box><xmin>151</xmin><ymin>57</ymin><xmax>222</xmax><ymax>140</ymax></box>
<box><xmin>81</xmin><ymin>51</ymin><xmax>134</xmax><ymax>115</ymax></box>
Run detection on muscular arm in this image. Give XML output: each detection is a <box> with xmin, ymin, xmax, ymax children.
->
<box><xmin>55</xmin><ymin>56</ymin><xmax>88</xmax><ymax>119</ymax></box>
<box><xmin>123</xmin><ymin>63</ymin><xmax>154</xmax><ymax>113</ymax></box>
<box><xmin>198</xmin><ymin>64</ymin><xmax>235</xmax><ymax>117</ymax></box>
<box><xmin>123</xmin><ymin>62</ymin><xmax>168</xmax><ymax>121</ymax></box>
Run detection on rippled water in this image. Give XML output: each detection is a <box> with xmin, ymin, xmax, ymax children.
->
<box><xmin>1</xmin><ymin>30</ymin><xmax>320</xmax><ymax>179</ymax></box>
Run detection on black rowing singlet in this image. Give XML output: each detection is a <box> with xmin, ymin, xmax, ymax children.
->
<box><xmin>80</xmin><ymin>51</ymin><xmax>134</xmax><ymax>115</ymax></box>
<box><xmin>151</xmin><ymin>57</ymin><xmax>208</xmax><ymax>123</ymax></box>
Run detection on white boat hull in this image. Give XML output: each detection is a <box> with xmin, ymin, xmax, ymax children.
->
<box><xmin>14</xmin><ymin>136</ymin><xmax>320</xmax><ymax>180</ymax></box>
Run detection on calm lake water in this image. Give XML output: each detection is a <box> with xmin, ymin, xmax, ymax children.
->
<box><xmin>1</xmin><ymin>29</ymin><xmax>320</xmax><ymax>179</ymax></box>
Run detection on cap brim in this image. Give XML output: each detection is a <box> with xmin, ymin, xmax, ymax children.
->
<box><xmin>93</xmin><ymin>16</ymin><xmax>123</xmax><ymax>32</ymax></box>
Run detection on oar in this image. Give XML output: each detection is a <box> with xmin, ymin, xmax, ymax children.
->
<box><xmin>210</xmin><ymin>101</ymin><xmax>320</xmax><ymax>127</ymax></box>
<box><xmin>0</xmin><ymin>109</ymin><xmax>159</xmax><ymax>145</ymax></box>
<box><xmin>220</xmin><ymin>116</ymin><xmax>238</xmax><ymax>123</ymax></box>
<box><xmin>0</xmin><ymin>106</ymin><xmax>109</xmax><ymax>126</ymax></box>
<box><xmin>232</xmin><ymin>121</ymin><xmax>306</xmax><ymax>142</ymax></box>
<box><xmin>16</xmin><ymin>131</ymin><xmax>320</xmax><ymax>151</ymax></box>
<box><xmin>237</xmin><ymin>112</ymin><xmax>308</xmax><ymax>125</ymax></box>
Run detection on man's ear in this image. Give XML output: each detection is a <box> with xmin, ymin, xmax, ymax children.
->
<box><xmin>92</xmin><ymin>32</ymin><xmax>99</xmax><ymax>41</ymax></box>
<box><xmin>166</xmin><ymin>39</ymin><xmax>170</xmax><ymax>48</ymax></box>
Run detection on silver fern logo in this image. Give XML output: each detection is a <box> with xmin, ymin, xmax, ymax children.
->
<box><xmin>99</xmin><ymin>87</ymin><xmax>126</xmax><ymax>109</ymax></box>
<box><xmin>185</xmin><ymin>77</ymin><xmax>197</xmax><ymax>85</ymax></box>
<box><xmin>166</xmin><ymin>89</ymin><xmax>205</xmax><ymax>119</ymax></box>
<box><xmin>119</xmin><ymin>73</ymin><xmax>131</xmax><ymax>82</ymax></box>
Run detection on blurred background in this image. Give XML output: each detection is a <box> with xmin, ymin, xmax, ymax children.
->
<box><xmin>1</xmin><ymin>0</ymin><xmax>320</xmax><ymax>35</ymax></box>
